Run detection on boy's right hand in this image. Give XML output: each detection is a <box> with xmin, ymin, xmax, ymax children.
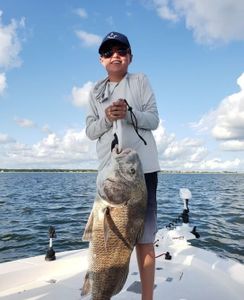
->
<box><xmin>105</xmin><ymin>99</ymin><xmax>127</xmax><ymax>122</ymax></box>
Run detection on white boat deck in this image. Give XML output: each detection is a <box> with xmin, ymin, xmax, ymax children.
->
<box><xmin>1</xmin><ymin>227</ymin><xmax>244</xmax><ymax>300</ymax></box>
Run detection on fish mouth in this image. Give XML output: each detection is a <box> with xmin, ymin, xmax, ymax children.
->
<box><xmin>106</xmin><ymin>178</ymin><xmax>115</xmax><ymax>184</ymax></box>
<box><xmin>112</xmin><ymin>145</ymin><xmax>122</xmax><ymax>155</ymax></box>
<box><xmin>112</xmin><ymin>146</ymin><xmax>134</xmax><ymax>156</ymax></box>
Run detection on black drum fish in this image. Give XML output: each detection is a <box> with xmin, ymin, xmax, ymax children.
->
<box><xmin>81</xmin><ymin>147</ymin><xmax>147</xmax><ymax>300</ymax></box>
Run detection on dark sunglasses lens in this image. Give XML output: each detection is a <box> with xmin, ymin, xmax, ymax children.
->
<box><xmin>117</xmin><ymin>49</ymin><xmax>128</xmax><ymax>56</ymax></box>
<box><xmin>102</xmin><ymin>48</ymin><xmax>128</xmax><ymax>58</ymax></box>
<box><xmin>102</xmin><ymin>50</ymin><xmax>113</xmax><ymax>58</ymax></box>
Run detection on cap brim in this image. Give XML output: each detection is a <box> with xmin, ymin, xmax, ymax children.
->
<box><xmin>99</xmin><ymin>40</ymin><xmax>129</xmax><ymax>54</ymax></box>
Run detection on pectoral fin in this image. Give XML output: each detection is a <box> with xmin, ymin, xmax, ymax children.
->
<box><xmin>81</xmin><ymin>272</ymin><xmax>90</xmax><ymax>296</ymax></box>
<box><xmin>82</xmin><ymin>210</ymin><xmax>94</xmax><ymax>241</ymax></box>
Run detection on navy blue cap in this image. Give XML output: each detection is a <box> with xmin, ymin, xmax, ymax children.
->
<box><xmin>99</xmin><ymin>32</ymin><xmax>131</xmax><ymax>54</ymax></box>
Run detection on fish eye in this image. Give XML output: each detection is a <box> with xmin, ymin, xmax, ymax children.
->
<box><xmin>130</xmin><ymin>168</ymin><xmax>136</xmax><ymax>174</ymax></box>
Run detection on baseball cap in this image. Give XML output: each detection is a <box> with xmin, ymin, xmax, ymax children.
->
<box><xmin>99</xmin><ymin>32</ymin><xmax>131</xmax><ymax>54</ymax></box>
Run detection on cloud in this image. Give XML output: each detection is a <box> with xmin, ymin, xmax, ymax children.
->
<box><xmin>0</xmin><ymin>133</ymin><xmax>15</xmax><ymax>144</ymax></box>
<box><xmin>153</xmin><ymin>121</ymin><xmax>242</xmax><ymax>171</ymax></box>
<box><xmin>14</xmin><ymin>117</ymin><xmax>36</xmax><ymax>128</ymax></box>
<box><xmin>151</xmin><ymin>0</ymin><xmax>244</xmax><ymax>44</ymax></box>
<box><xmin>75</xmin><ymin>30</ymin><xmax>102</xmax><ymax>47</ymax></box>
<box><xmin>41</xmin><ymin>124</ymin><xmax>52</xmax><ymax>134</ymax></box>
<box><xmin>153</xmin><ymin>0</ymin><xmax>179</xmax><ymax>21</ymax></box>
<box><xmin>0</xmin><ymin>129</ymin><xmax>97</xmax><ymax>169</ymax></box>
<box><xmin>0</xmin><ymin>72</ymin><xmax>7</xmax><ymax>94</ymax></box>
<box><xmin>193</xmin><ymin>73</ymin><xmax>244</xmax><ymax>151</ymax></box>
<box><xmin>198</xmin><ymin>158</ymin><xmax>241</xmax><ymax>171</ymax></box>
<box><xmin>220</xmin><ymin>140</ymin><xmax>244</xmax><ymax>152</ymax></box>
<box><xmin>0</xmin><ymin>120</ymin><xmax>242</xmax><ymax>171</ymax></box>
<box><xmin>162</xmin><ymin>138</ymin><xmax>208</xmax><ymax>163</ymax></box>
<box><xmin>153</xmin><ymin>120</ymin><xmax>212</xmax><ymax>170</ymax></box>
<box><xmin>71</xmin><ymin>81</ymin><xmax>93</xmax><ymax>107</ymax></box>
<box><xmin>31</xmin><ymin>130</ymin><xmax>96</xmax><ymax>161</ymax></box>
<box><xmin>75</xmin><ymin>8</ymin><xmax>88</xmax><ymax>19</ymax></box>
<box><xmin>0</xmin><ymin>11</ymin><xmax>25</xmax><ymax>70</ymax></box>
<box><xmin>0</xmin><ymin>11</ymin><xmax>25</xmax><ymax>97</ymax></box>
<box><xmin>153</xmin><ymin>119</ymin><xmax>175</xmax><ymax>152</ymax></box>
<box><xmin>190</xmin><ymin>109</ymin><xmax>217</xmax><ymax>133</ymax></box>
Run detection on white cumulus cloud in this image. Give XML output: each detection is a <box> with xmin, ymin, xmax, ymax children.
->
<box><xmin>220</xmin><ymin>140</ymin><xmax>244</xmax><ymax>152</ymax></box>
<box><xmin>0</xmin><ymin>121</ymin><xmax>243</xmax><ymax>171</ymax></box>
<box><xmin>193</xmin><ymin>73</ymin><xmax>244</xmax><ymax>151</ymax></box>
<box><xmin>0</xmin><ymin>133</ymin><xmax>15</xmax><ymax>144</ymax></box>
<box><xmin>198</xmin><ymin>158</ymin><xmax>240</xmax><ymax>171</ymax></box>
<box><xmin>0</xmin><ymin>128</ymin><xmax>97</xmax><ymax>169</ymax></box>
<box><xmin>75</xmin><ymin>30</ymin><xmax>102</xmax><ymax>47</ymax></box>
<box><xmin>0</xmin><ymin>11</ymin><xmax>25</xmax><ymax>97</ymax></box>
<box><xmin>0</xmin><ymin>72</ymin><xmax>7</xmax><ymax>94</ymax></box>
<box><xmin>30</xmin><ymin>129</ymin><xmax>97</xmax><ymax>167</ymax></box>
<box><xmin>163</xmin><ymin>137</ymin><xmax>207</xmax><ymax>162</ymax></box>
<box><xmin>0</xmin><ymin>11</ymin><xmax>25</xmax><ymax>69</ymax></box>
<box><xmin>71</xmin><ymin>81</ymin><xmax>93</xmax><ymax>107</ymax></box>
<box><xmin>153</xmin><ymin>0</ymin><xmax>179</xmax><ymax>21</ymax></box>
<box><xmin>152</xmin><ymin>0</ymin><xmax>244</xmax><ymax>44</ymax></box>
<box><xmin>153</xmin><ymin>120</ymin><xmax>210</xmax><ymax>170</ymax></box>
<box><xmin>153</xmin><ymin>119</ymin><xmax>175</xmax><ymax>152</ymax></box>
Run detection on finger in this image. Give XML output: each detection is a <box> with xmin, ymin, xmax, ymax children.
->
<box><xmin>112</xmin><ymin>100</ymin><xmax>125</xmax><ymax>108</ymax></box>
<box><xmin>106</xmin><ymin>107</ymin><xmax>113</xmax><ymax>121</ymax></box>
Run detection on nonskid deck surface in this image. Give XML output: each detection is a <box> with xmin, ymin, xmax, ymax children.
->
<box><xmin>1</xmin><ymin>229</ymin><xmax>244</xmax><ymax>300</ymax></box>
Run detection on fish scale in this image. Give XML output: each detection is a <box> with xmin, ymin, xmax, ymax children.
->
<box><xmin>90</xmin><ymin>208</ymin><xmax>132</xmax><ymax>299</ymax></box>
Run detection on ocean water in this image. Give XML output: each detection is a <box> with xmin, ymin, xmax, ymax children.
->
<box><xmin>0</xmin><ymin>172</ymin><xmax>243</xmax><ymax>264</ymax></box>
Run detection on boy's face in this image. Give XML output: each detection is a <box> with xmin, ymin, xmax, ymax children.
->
<box><xmin>99</xmin><ymin>43</ymin><xmax>132</xmax><ymax>79</ymax></box>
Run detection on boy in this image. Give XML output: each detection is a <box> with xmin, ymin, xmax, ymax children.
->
<box><xmin>86</xmin><ymin>32</ymin><xmax>160</xmax><ymax>300</ymax></box>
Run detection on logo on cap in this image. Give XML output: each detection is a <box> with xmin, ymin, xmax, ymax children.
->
<box><xmin>107</xmin><ymin>32</ymin><xmax>118</xmax><ymax>39</ymax></box>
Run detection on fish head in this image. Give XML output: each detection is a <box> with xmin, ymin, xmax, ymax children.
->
<box><xmin>97</xmin><ymin>147</ymin><xmax>145</xmax><ymax>206</ymax></box>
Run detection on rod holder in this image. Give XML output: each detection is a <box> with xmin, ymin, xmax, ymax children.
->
<box><xmin>45</xmin><ymin>226</ymin><xmax>56</xmax><ymax>261</ymax></box>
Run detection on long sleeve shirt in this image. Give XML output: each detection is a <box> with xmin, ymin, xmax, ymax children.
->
<box><xmin>86</xmin><ymin>72</ymin><xmax>160</xmax><ymax>173</ymax></box>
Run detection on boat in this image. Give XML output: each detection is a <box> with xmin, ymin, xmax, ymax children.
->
<box><xmin>0</xmin><ymin>188</ymin><xmax>243</xmax><ymax>300</ymax></box>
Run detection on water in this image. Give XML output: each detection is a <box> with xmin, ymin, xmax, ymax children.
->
<box><xmin>0</xmin><ymin>172</ymin><xmax>243</xmax><ymax>264</ymax></box>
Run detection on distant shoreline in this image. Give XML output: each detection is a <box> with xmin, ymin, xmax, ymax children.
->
<box><xmin>0</xmin><ymin>169</ymin><xmax>242</xmax><ymax>174</ymax></box>
<box><xmin>0</xmin><ymin>169</ymin><xmax>97</xmax><ymax>173</ymax></box>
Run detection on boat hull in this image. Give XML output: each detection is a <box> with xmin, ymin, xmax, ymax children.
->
<box><xmin>0</xmin><ymin>229</ymin><xmax>243</xmax><ymax>300</ymax></box>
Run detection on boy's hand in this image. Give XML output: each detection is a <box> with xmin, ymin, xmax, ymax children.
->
<box><xmin>105</xmin><ymin>99</ymin><xmax>127</xmax><ymax>122</ymax></box>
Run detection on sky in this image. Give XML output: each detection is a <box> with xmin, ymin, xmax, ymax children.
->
<box><xmin>0</xmin><ymin>0</ymin><xmax>244</xmax><ymax>171</ymax></box>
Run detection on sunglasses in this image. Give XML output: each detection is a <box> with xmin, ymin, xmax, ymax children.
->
<box><xmin>101</xmin><ymin>48</ymin><xmax>130</xmax><ymax>58</ymax></box>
